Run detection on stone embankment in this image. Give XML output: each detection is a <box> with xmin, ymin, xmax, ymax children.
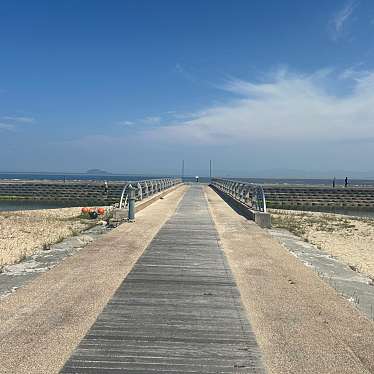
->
<box><xmin>0</xmin><ymin>178</ymin><xmax>180</xmax><ymax>205</ymax></box>
<box><xmin>264</xmin><ymin>185</ymin><xmax>374</xmax><ymax>209</ymax></box>
<box><xmin>0</xmin><ymin>180</ymin><xmax>124</xmax><ymax>204</ymax></box>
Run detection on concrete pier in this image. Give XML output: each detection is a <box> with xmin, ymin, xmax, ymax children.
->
<box><xmin>2</xmin><ymin>184</ymin><xmax>374</xmax><ymax>373</ymax></box>
<box><xmin>60</xmin><ymin>185</ymin><xmax>264</xmax><ymax>373</ymax></box>
<box><xmin>3</xmin><ymin>178</ymin><xmax>374</xmax><ymax>209</ymax></box>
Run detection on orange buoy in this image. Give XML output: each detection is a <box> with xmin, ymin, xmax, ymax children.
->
<box><xmin>97</xmin><ymin>207</ymin><xmax>105</xmax><ymax>215</ymax></box>
<box><xmin>81</xmin><ymin>207</ymin><xmax>89</xmax><ymax>213</ymax></box>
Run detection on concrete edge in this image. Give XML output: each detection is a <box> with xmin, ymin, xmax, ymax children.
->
<box><xmin>113</xmin><ymin>184</ymin><xmax>184</xmax><ymax>221</ymax></box>
<box><xmin>209</xmin><ymin>184</ymin><xmax>272</xmax><ymax>228</ymax></box>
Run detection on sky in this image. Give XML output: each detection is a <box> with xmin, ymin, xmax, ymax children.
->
<box><xmin>1</xmin><ymin>0</ymin><xmax>374</xmax><ymax>177</ymax></box>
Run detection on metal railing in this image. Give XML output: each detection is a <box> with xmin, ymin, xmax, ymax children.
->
<box><xmin>118</xmin><ymin>178</ymin><xmax>182</xmax><ymax>208</ymax></box>
<box><xmin>211</xmin><ymin>178</ymin><xmax>267</xmax><ymax>213</ymax></box>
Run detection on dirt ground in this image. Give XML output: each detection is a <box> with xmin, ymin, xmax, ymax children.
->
<box><xmin>0</xmin><ymin>207</ymin><xmax>95</xmax><ymax>267</ymax></box>
<box><xmin>270</xmin><ymin>209</ymin><xmax>374</xmax><ymax>279</ymax></box>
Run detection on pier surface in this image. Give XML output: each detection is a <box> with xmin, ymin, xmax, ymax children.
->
<box><xmin>2</xmin><ymin>184</ymin><xmax>374</xmax><ymax>373</ymax></box>
<box><xmin>60</xmin><ymin>185</ymin><xmax>264</xmax><ymax>373</ymax></box>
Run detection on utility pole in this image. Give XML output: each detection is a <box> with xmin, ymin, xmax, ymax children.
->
<box><xmin>181</xmin><ymin>160</ymin><xmax>185</xmax><ymax>181</ymax></box>
<box><xmin>209</xmin><ymin>160</ymin><xmax>212</xmax><ymax>180</ymax></box>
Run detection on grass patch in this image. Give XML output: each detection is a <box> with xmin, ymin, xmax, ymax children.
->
<box><xmin>271</xmin><ymin>214</ymin><xmax>307</xmax><ymax>236</ymax></box>
<box><xmin>271</xmin><ymin>211</ymin><xmax>359</xmax><ymax>237</ymax></box>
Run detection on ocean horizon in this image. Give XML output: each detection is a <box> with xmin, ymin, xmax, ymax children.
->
<box><xmin>1</xmin><ymin>172</ymin><xmax>374</xmax><ymax>187</ymax></box>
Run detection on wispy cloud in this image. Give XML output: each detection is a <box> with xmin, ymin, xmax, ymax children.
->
<box><xmin>329</xmin><ymin>0</ymin><xmax>359</xmax><ymax>41</ymax></box>
<box><xmin>173</xmin><ymin>63</ymin><xmax>197</xmax><ymax>83</ymax></box>
<box><xmin>116</xmin><ymin>120</ymin><xmax>135</xmax><ymax>126</ymax></box>
<box><xmin>141</xmin><ymin>116</ymin><xmax>161</xmax><ymax>125</ymax></box>
<box><xmin>138</xmin><ymin>68</ymin><xmax>374</xmax><ymax>145</ymax></box>
<box><xmin>116</xmin><ymin>115</ymin><xmax>168</xmax><ymax>127</ymax></box>
<box><xmin>68</xmin><ymin>67</ymin><xmax>374</xmax><ymax>159</ymax></box>
<box><xmin>0</xmin><ymin>123</ymin><xmax>15</xmax><ymax>131</ymax></box>
<box><xmin>2</xmin><ymin>116</ymin><xmax>35</xmax><ymax>123</ymax></box>
<box><xmin>0</xmin><ymin>115</ymin><xmax>35</xmax><ymax>131</ymax></box>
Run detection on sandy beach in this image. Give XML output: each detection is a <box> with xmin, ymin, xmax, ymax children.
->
<box><xmin>0</xmin><ymin>207</ymin><xmax>96</xmax><ymax>267</ymax></box>
<box><xmin>270</xmin><ymin>209</ymin><xmax>374</xmax><ymax>279</ymax></box>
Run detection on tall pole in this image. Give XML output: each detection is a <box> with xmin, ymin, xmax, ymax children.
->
<box><xmin>182</xmin><ymin>160</ymin><xmax>185</xmax><ymax>181</ymax></box>
<box><xmin>209</xmin><ymin>160</ymin><xmax>212</xmax><ymax>180</ymax></box>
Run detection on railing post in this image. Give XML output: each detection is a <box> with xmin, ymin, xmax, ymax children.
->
<box><xmin>137</xmin><ymin>182</ymin><xmax>142</xmax><ymax>200</ymax></box>
<box><xmin>119</xmin><ymin>183</ymin><xmax>129</xmax><ymax>209</ymax></box>
<box><xmin>128</xmin><ymin>184</ymin><xmax>136</xmax><ymax>221</ymax></box>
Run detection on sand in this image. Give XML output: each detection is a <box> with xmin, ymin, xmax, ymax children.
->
<box><xmin>0</xmin><ymin>207</ymin><xmax>95</xmax><ymax>267</ymax></box>
<box><xmin>270</xmin><ymin>209</ymin><xmax>374</xmax><ymax>279</ymax></box>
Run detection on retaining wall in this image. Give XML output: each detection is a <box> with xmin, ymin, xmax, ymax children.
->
<box><xmin>210</xmin><ymin>185</ymin><xmax>271</xmax><ymax>228</ymax></box>
<box><xmin>0</xmin><ymin>181</ymin><xmax>130</xmax><ymax>204</ymax></box>
<box><xmin>263</xmin><ymin>186</ymin><xmax>374</xmax><ymax>208</ymax></box>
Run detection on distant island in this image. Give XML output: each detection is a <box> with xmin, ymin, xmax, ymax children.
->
<box><xmin>86</xmin><ymin>169</ymin><xmax>112</xmax><ymax>175</ymax></box>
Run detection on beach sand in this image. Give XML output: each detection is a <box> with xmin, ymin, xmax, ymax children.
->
<box><xmin>270</xmin><ymin>209</ymin><xmax>374</xmax><ymax>279</ymax></box>
<box><xmin>0</xmin><ymin>207</ymin><xmax>95</xmax><ymax>267</ymax></box>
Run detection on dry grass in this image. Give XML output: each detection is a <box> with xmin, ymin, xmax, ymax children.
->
<box><xmin>0</xmin><ymin>207</ymin><xmax>95</xmax><ymax>267</ymax></box>
<box><xmin>270</xmin><ymin>209</ymin><xmax>374</xmax><ymax>278</ymax></box>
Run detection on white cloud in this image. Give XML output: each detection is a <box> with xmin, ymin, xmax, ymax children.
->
<box><xmin>0</xmin><ymin>115</ymin><xmax>35</xmax><ymax>131</ymax></box>
<box><xmin>329</xmin><ymin>0</ymin><xmax>359</xmax><ymax>41</ymax></box>
<box><xmin>116</xmin><ymin>116</ymin><xmax>165</xmax><ymax>127</ymax></box>
<box><xmin>116</xmin><ymin>120</ymin><xmax>135</xmax><ymax>126</ymax></box>
<box><xmin>173</xmin><ymin>63</ymin><xmax>197</xmax><ymax>83</ymax></box>
<box><xmin>141</xmin><ymin>116</ymin><xmax>161</xmax><ymax>125</ymax></box>
<box><xmin>64</xmin><ymin>67</ymin><xmax>374</xmax><ymax>168</ymax></box>
<box><xmin>140</xmin><ymin>68</ymin><xmax>374</xmax><ymax>145</ymax></box>
<box><xmin>2</xmin><ymin>116</ymin><xmax>35</xmax><ymax>123</ymax></box>
<box><xmin>0</xmin><ymin>123</ymin><xmax>14</xmax><ymax>131</ymax></box>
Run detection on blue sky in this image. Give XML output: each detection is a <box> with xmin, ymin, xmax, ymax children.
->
<box><xmin>1</xmin><ymin>0</ymin><xmax>374</xmax><ymax>177</ymax></box>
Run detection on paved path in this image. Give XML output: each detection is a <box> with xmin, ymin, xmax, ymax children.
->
<box><xmin>206</xmin><ymin>186</ymin><xmax>374</xmax><ymax>374</ymax></box>
<box><xmin>0</xmin><ymin>186</ymin><xmax>187</xmax><ymax>374</ymax></box>
<box><xmin>61</xmin><ymin>185</ymin><xmax>264</xmax><ymax>373</ymax></box>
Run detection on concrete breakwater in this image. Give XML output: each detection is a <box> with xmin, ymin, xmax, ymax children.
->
<box><xmin>212</xmin><ymin>178</ymin><xmax>374</xmax><ymax>209</ymax></box>
<box><xmin>0</xmin><ymin>178</ymin><xmax>180</xmax><ymax>205</ymax></box>
<box><xmin>0</xmin><ymin>180</ymin><xmax>124</xmax><ymax>204</ymax></box>
<box><xmin>4</xmin><ymin>179</ymin><xmax>374</xmax><ymax>209</ymax></box>
<box><xmin>264</xmin><ymin>185</ymin><xmax>374</xmax><ymax>209</ymax></box>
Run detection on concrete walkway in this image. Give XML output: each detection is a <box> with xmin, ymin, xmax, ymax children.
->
<box><xmin>206</xmin><ymin>186</ymin><xmax>374</xmax><ymax>374</ymax></box>
<box><xmin>61</xmin><ymin>185</ymin><xmax>264</xmax><ymax>373</ymax></box>
<box><xmin>5</xmin><ymin>184</ymin><xmax>374</xmax><ymax>373</ymax></box>
<box><xmin>0</xmin><ymin>186</ymin><xmax>187</xmax><ymax>374</ymax></box>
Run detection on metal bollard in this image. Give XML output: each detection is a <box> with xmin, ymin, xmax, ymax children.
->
<box><xmin>128</xmin><ymin>184</ymin><xmax>136</xmax><ymax>222</ymax></box>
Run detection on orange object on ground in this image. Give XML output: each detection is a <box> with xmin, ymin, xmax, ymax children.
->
<box><xmin>97</xmin><ymin>207</ymin><xmax>105</xmax><ymax>215</ymax></box>
<box><xmin>81</xmin><ymin>207</ymin><xmax>89</xmax><ymax>213</ymax></box>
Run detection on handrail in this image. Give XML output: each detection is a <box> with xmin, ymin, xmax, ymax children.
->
<box><xmin>118</xmin><ymin>178</ymin><xmax>181</xmax><ymax>208</ymax></box>
<box><xmin>211</xmin><ymin>178</ymin><xmax>267</xmax><ymax>213</ymax></box>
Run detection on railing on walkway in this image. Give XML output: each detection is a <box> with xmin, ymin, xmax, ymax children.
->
<box><xmin>211</xmin><ymin>178</ymin><xmax>267</xmax><ymax>213</ymax></box>
<box><xmin>118</xmin><ymin>178</ymin><xmax>182</xmax><ymax>208</ymax></box>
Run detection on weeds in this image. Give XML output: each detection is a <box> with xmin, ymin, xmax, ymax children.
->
<box><xmin>271</xmin><ymin>215</ymin><xmax>306</xmax><ymax>236</ymax></box>
<box><xmin>271</xmin><ymin>210</ymin><xmax>359</xmax><ymax>237</ymax></box>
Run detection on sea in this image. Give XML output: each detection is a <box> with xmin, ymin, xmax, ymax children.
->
<box><xmin>1</xmin><ymin>172</ymin><xmax>374</xmax><ymax>217</ymax></box>
<box><xmin>1</xmin><ymin>172</ymin><xmax>374</xmax><ymax>186</ymax></box>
